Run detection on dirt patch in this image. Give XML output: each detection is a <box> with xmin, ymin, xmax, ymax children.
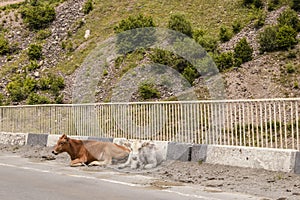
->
<box><xmin>0</xmin><ymin>0</ymin><xmax>25</xmax><ymax>7</ymax></box>
<box><xmin>1</xmin><ymin>144</ymin><xmax>300</xmax><ymax>199</ymax></box>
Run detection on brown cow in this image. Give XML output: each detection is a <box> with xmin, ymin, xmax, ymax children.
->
<box><xmin>52</xmin><ymin>134</ymin><xmax>130</xmax><ymax>167</ymax></box>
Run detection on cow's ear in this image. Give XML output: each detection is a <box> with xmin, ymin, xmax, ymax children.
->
<box><xmin>61</xmin><ymin>134</ymin><xmax>68</xmax><ymax>140</ymax></box>
<box><xmin>125</xmin><ymin>142</ymin><xmax>131</xmax><ymax>148</ymax></box>
<box><xmin>147</xmin><ymin>142</ymin><xmax>155</xmax><ymax>149</ymax></box>
<box><xmin>142</xmin><ymin>142</ymin><xmax>149</xmax><ymax>147</ymax></box>
<box><xmin>63</xmin><ymin>134</ymin><xmax>69</xmax><ymax>140</ymax></box>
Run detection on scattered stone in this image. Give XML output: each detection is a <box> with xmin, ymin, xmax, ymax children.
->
<box><xmin>205</xmin><ymin>180</ymin><xmax>224</xmax><ymax>187</ymax></box>
<box><xmin>41</xmin><ymin>155</ymin><xmax>56</xmax><ymax>160</ymax></box>
<box><xmin>84</xmin><ymin>29</ymin><xmax>90</xmax><ymax>39</ymax></box>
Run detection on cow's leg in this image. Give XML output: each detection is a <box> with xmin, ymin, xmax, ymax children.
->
<box><xmin>88</xmin><ymin>161</ymin><xmax>107</xmax><ymax>166</ymax></box>
<box><xmin>143</xmin><ymin>155</ymin><xmax>157</xmax><ymax>169</ymax></box>
<box><xmin>101</xmin><ymin>150</ymin><xmax>113</xmax><ymax>165</ymax></box>
<box><xmin>70</xmin><ymin>159</ymin><xmax>85</xmax><ymax>167</ymax></box>
<box><xmin>104</xmin><ymin>156</ymin><xmax>112</xmax><ymax>165</ymax></box>
<box><xmin>144</xmin><ymin>163</ymin><xmax>157</xmax><ymax>169</ymax></box>
<box><xmin>118</xmin><ymin>154</ymin><xmax>132</xmax><ymax>169</ymax></box>
<box><xmin>130</xmin><ymin>160</ymin><xmax>139</xmax><ymax>169</ymax></box>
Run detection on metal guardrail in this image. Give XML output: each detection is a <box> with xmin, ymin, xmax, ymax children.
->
<box><xmin>0</xmin><ymin>98</ymin><xmax>299</xmax><ymax>150</ymax></box>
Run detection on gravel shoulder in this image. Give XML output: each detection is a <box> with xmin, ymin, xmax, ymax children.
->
<box><xmin>1</xmin><ymin>144</ymin><xmax>300</xmax><ymax>200</ymax></box>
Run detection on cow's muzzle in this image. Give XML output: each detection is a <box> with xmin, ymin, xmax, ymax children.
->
<box><xmin>52</xmin><ymin>150</ymin><xmax>59</xmax><ymax>155</ymax></box>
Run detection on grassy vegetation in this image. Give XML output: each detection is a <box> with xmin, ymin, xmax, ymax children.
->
<box><xmin>0</xmin><ymin>0</ymin><xmax>298</xmax><ymax>104</ymax></box>
<box><xmin>56</xmin><ymin>0</ymin><xmax>257</xmax><ymax>75</ymax></box>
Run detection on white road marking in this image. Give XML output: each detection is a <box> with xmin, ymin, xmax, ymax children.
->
<box><xmin>0</xmin><ymin>162</ymin><xmax>216</xmax><ymax>199</ymax></box>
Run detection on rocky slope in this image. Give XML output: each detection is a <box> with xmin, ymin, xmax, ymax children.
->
<box><xmin>221</xmin><ymin>5</ymin><xmax>300</xmax><ymax>99</ymax></box>
<box><xmin>0</xmin><ymin>0</ymin><xmax>299</xmax><ymax>104</ymax></box>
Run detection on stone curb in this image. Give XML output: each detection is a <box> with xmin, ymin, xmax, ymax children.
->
<box><xmin>166</xmin><ymin>142</ymin><xmax>193</xmax><ymax>162</ymax></box>
<box><xmin>0</xmin><ymin>132</ymin><xmax>299</xmax><ymax>174</ymax></box>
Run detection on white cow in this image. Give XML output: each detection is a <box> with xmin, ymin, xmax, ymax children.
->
<box><xmin>118</xmin><ymin>140</ymin><xmax>164</xmax><ymax>169</ymax></box>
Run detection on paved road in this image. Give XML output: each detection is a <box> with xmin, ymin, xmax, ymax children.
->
<box><xmin>0</xmin><ymin>153</ymin><xmax>261</xmax><ymax>200</ymax></box>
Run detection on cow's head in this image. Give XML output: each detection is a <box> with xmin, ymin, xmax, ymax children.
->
<box><xmin>141</xmin><ymin>142</ymin><xmax>155</xmax><ymax>149</ymax></box>
<box><xmin>52</xmin><ymin>134</ymin><xmax>70</xmax><ymax>155</ymax></box>
<box><xmin>129</xmin><ymin>140</ymin><xmax>143</xmax><ymax>161</ymax></box>
<box><xmin>129</xmin><ymin>140</ymin><xmax>155</xmax><ymax>160</ymax></box>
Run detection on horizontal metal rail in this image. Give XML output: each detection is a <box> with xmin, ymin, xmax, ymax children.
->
<box><xmin>0</xmin><ymin>98</ymin><xmax>299</xmax><ymax>150</ymax></box>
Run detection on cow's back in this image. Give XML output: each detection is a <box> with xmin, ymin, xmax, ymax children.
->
<box><xmin>82</xmin><ymin>140</ymin><xmax>129</xmax><ymax>160</ymax></box>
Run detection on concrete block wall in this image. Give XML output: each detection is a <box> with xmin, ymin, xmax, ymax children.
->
<box><xmin>205</xmin><ymin>145</ymin><xmax>298</xmax><ymax>173</ymax></box>
<box><xmin>1</xmin><ymin>132</ymin><xmax>300</xmax><ymax>174</ymax></box>
<box><xmin>0</xmin><ymin>132</ymin><xmax>27</xmax><ymax>146</ymax></box>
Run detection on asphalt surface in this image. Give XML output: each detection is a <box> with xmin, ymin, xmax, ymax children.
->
<box><xmin>0</xmin><ymin>152</ymin><xmax>262</xmax><ymax>200</ymax></box>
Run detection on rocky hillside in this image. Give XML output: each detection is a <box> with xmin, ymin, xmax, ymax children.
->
<box><xmin>0</xmin><ymin>0</ymin><xmax>299</xmax><ymax>105</ymax></box>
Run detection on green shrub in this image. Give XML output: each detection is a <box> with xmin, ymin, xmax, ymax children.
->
<box><xmin>292</xmin><ymin>0</ymin><xmax>300</xmax><ymax>11</ymax></box>
<box><xmin>294</xmin><ymin>81</ymin><xmax>299</xmax><ymax>89</ymax></box>
<box><xmin>253</xmin><ymin>0</ymin><xmax>264</xmax><ymax>8</ymax></box>
<box><xmin>219</xmin><ymin>26</ymin><xmax>232</xmax><ymax>42</ymax></box>
<box><xmin>258</xmin><ymin>25</ymin><xmax>278</xmax><ymax>53</ymax></box>
<box><xmin>6</xmin><ymin>75</ymin><xmax>37</xmax><ymax>102</ymax></box>
<box><xmin>253</xmin><ymin>10</ymin><xmax>266</xmax><ymax>29</ymax></box>
<box><xmin>27</xmin><ymin>93</ymin><xmax>51</xmax><ymax>105</ymax></box>
<box><xmin>243</xmin><ymin>0</ymin><xmax>254</xmax><ymax>6</ymax></box>
<box><xmin>138</xmin><ymin>82</ymin><xmax>160</xmax><ymax>100</ymax></box>
<box><xmin>287</xmin><ymin>49</ymin><xmax>297</xmax><ymax>58</ymax></box>
<box><xmin>213</xmin><ymin>52</ymin><xmax>235</xmax><ymax>72</ymax></box>
<box><xmin>277</xmin><ymin>8</ymin><xmax>300</xmax><ymax>31</ymax></box>
<box><xmin>149</xmin><ymin>48</ymin><xmax>174</xmax><ymax>67</ymax></box>
<box><xmin>23</xmin><ymin>76</ymin><xmax>37</xmax><ymax>94</ymax></box>
<box><xmin>51</xmin><ymin>76</ymin><xmax>65</xmax><ymax>96</ymax></box>
<box><xmin>276</xmin><ymin>25</ymin><xmax>297</xmax><ymax>50</ymax></box>
<box><xmin>9</xmin><ymin>42</ymin><xmax>19</xmax><ymax>54</ymax></box>
<box><xmin>103</xmin><ymin>69</ymin><xmax>108</xmax><ymax>76</ymax></box>
<box><xmin>259</xmin><ymin>24</ymin><xmax>298</xmax><ymax>52</ymax></box>
<box><xmin>83</xmin><ymin>0</ymin><xmax>93</xmax><ymax>15</ymax></box>
<box><xmin>38</xmin><ymin>73</ymin><xmax>65</xmax><ymax>96</ymax></box>
<box><xmin>36</xmin><ymin>29</ymin><xmax>52</xmax><ymax>40</ymax></box>
<box><xmin>62</xmin><ymin>40</ymin><xmax>74</xmax><ymax>52</ymax></box>
<box><xmin>168</xmin><ymin>14</ymin><xmax>193</xmax><ymax>37</ymax></box>
<box><xmin>114</xmin><ymin>14</ymin><xmax>155</xmax><ymax>33</ymax></box>
<box><xmin>182</xmin><ymin>66</ymin><xmax>200</xmax><ymax>84</ymax></box>
<box><xmin>194</xmin><ymin>30</ymin><xmax>218</xmax><ymax>52</ymax></box>
<box><xmin>39</xmin><ymin>77</ymin><xmax>51</xmax><ymax>90</ymax></box>
<box><xmin>0</xmin><ymin>34</ymin><xmax>9</xmax><ymax>55</ymax></box>
<box><xmin>197</xmin><ymin>36</ymin><xmax>218</xmax><ymax>52</ymax></box>
<box><xmin>232</xmin><ymin>20</ymin><xmax>242</xmax><ymax>34</ymax></box>
<box><xmin>54</xmin><ymin>94</ymin><xmax>64</xmax><ymax>104</ymax></box>
<box><xmin>0</xmin><ymin>93</ymin><xmax>4</xmax><ymax>106</ymax></box>
<box><xmin>7</xmin><ymin>80</ymin><xmax>25</xmax><ymax>102</ymax></box>
<box><xmin>114</xmin><ymin>14</ymin><xmax>156</xmax><ymax>54</ymax></box>
<box><xmin>29</xmin><ymin>0</ymin><xmax>39</xmax><ymax>6</ymax></box>
<box><xmin>268</xmin><ymin>0</ymin><xmax>281</xmax><ymax>11</ymax></box>
<box><xmin>28</xmin><ymin>43</ymin><xmax>42</xmax><ymax>60</ymax></box>
<box><xmin>285</xmin><ymin>62</ymin><xmax>296</xmax><ymax>73</ymax></box>
<box><xmin>20</xmin><ymin>3</ymin><xmax>56</xmax><ymax>30</ymax></box>
<box><xmin>149</xmin><ymin>48</ymin><xmax>193</xmax><ymax>73</ymax></box>
<box><xmin>234</xmin><ymin>38</ymin><xmax>253</xmax><ymax>64</ymax></box>
<box><xmin>25</xmin><ymin>60</ymin><xmax>40</xmax><ymax>71</ymax></box>
<box><xmin>243</xmin><ymin>0</ymin><xmax>263</xmax><ymax>8</ymax></box>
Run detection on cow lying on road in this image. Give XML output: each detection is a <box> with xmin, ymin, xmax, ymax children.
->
<box><xmin>52</xmin><ymin>134</ymin><xmax>130</xmax><ymax>167</ymax></box>
<box><xmin>118</xmin><ymin>140</ymin><xmax>164</xmax><ymax>169</ymax></box>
